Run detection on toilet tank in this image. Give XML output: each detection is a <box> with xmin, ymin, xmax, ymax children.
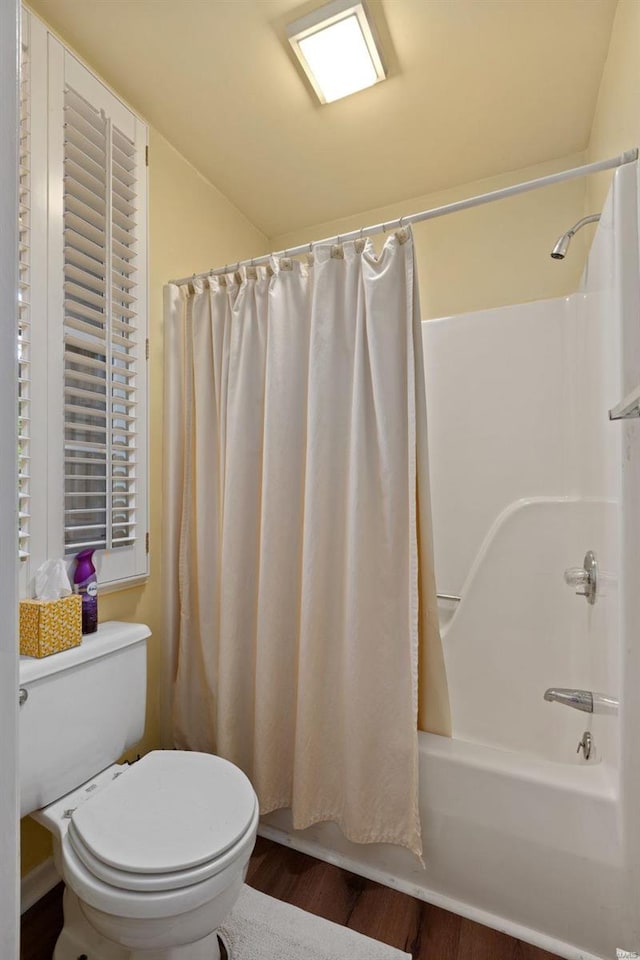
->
<box><xmin>19</xmin><ymin>620</ymin><xmax>150</xmax><ymax>817</ymax></box>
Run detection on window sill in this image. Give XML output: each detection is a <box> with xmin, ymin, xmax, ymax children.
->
<box><xmin>98</xmin><ymin>574</ymin><xmax>149</xmax><ymax>596</ymax></box>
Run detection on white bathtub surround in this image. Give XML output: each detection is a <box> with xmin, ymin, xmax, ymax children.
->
<box><xmin>264</xmin><ymin>163</ymin><xmax>640</xmax><ymax>959</ymax></box>
<box><xmin>164</xmin><ymin>229</ymin><xmax>447</xmax><ymax>859</ymax></box>
<box><xmin>438</xmin><ymin>495</ymin><xmax>619</xmax><ymax>764</ymax></box>
<box><xmin>218</xmin><ymin>885</ymin><xmax>410</xmax><ymax>960</ymax></box>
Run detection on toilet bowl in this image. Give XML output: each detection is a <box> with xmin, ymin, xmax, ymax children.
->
<box><xmin>20</xmin><ymin>623</ymin><xmax>259</xmax><ymax>957</ymax></box>
<box><xmin>35</xmin><ymin>750</ymin><xmax>259</xmax><ymax>959</ymax></box>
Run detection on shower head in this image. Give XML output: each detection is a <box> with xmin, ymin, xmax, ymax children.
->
<box><xmin>550</xmin><ymin>234</ymin><xmax>572</xmax><ymax>260</ymax></box>
<box><xmin>550</xmin><ymin>214</ymin><xmax>601</xmax><ymax>260</ymax></box>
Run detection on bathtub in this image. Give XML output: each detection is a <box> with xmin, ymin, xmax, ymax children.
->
<box><xmin>259</xmin><ymin>493</ymin><xmax>629</xmax><ymax>957</ymax></box>
<box><xmin>260</xmin><ymin>731</ymin><xmax>625</xmax><ymax>960</ymax></box>
<box><xmin>261</xmin><ymin>492</ymin><xmax>629</xmax><ymax>959</ymax></box>
<box><xmin>260</xmin><ymin>392</ymin><xmax>631</xmax><ymax>957</ymax></box>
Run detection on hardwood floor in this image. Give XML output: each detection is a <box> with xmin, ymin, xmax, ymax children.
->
<box><xmin>20</xmin><ymin>883</ymin><xmax>63</xmax><ymax>960</ymax></box>
<box><xmin>21</xmin><ymin>836</ymin><xmax>561</xmax><ymax>960</ymax></box>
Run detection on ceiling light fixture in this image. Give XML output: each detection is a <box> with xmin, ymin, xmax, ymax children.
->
<box><xmin>287</xmin><ymin>0</ymin><xmax>386</xmax><ymax>105</ymax></box>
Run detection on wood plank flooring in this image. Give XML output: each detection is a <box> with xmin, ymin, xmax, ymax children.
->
<box><xmin>20</xmin><ymin>882</ymin><xmax>63</xmax><ymax>960</ymax></box>
<box><xmin>21</xmin><ymin>836</ymin><xmax>561</xmax><ymax>960</ymax></box>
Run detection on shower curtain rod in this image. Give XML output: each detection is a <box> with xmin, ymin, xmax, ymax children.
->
<box><xmin>168</xmin><ymin>148</ymin><xmax>638</xmax><ymax>286</ymax></box>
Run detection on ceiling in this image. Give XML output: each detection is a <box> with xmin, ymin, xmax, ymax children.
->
<box><xmin>28</xmin><ymin>0</ymin><xmax>617</xmax><ymax>238</ymax></box>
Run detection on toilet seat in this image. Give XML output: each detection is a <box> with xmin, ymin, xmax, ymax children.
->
<box><xmin>61</xmin><ymin>807</ymin><xmax>258</xmax><ymax>920</ymax></box>
<box><xmin>59</xmin><ymin>751</ymin><xmax>260</xmax><ymax>920</ymax></box>
<box><xmin>69</xmin><ymin>751</ymin><xmax>257</xmax><ymax>879</ymax></box>
<box><xmin>67</xmin><ymin>803</ymin><xmax>257</xmax><ymax>892</ymax></box>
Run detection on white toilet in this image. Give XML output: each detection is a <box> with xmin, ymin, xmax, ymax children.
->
<box><xmin>19</xmin><ymin>621</ymin><xmax>258</xmax><ymax>959</ymax></box>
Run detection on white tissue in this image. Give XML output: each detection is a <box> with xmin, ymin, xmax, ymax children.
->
<box><xmin>34</xmin><ymin>559</ymin><xmax>72</xmax><ymax>601</ymax></box>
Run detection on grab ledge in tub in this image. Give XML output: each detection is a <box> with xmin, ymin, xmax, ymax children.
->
<box><xmin>439</xmin><ymin>495</ymin><xmax>617</xmax><ymax>639</ymax></box>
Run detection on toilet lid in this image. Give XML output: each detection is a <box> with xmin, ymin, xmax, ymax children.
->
<box><xmin>69</xmin><ymin>751</ymin><xmax>257</xmax><ymax>875</ymax></box>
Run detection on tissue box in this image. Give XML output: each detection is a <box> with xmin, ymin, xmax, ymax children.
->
<box><xmin>19</xmin><ymin>595</ymin><xmax>83</xmax><ymax>658</ymax></box>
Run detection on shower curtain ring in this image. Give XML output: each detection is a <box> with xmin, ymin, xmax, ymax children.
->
<box><xmin>359</xmin><ymin>227</ymin><xmax>364</xmax><ymax>240</ymax></box>
<box><xmin>382</xmin><ymin>222</ymin><xmax>387</xmax><ymax>233</ymax></box>
<box><xmin>308</xmin><ymin>242</ymin><xmax>313</xmax><ymax>254</ymax></box>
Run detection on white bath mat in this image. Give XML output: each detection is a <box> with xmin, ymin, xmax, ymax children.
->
<box><xmin>219</xmin><ymin>885</ymin><xmax>412</xmax><ymax>960</ymax></box>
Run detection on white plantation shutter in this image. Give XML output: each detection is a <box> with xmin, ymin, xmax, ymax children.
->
<box><xmin>50</xmin><ymin>42</ymin><xmax>148</xmax><ymax>585</ymax></box>
<box><xmin>109</xmin><ymin>126</ymin><xmax>140</xmax><ymax>550</ymax></box>
<box><xmin>17</xmin><ymin>13</ymin><xmax>148</xmax><ymax>593</ymax></box>
<box><xmin>63</xmin><ymin>86</ymin><xmax>110</xmax><ymax>552</ymax></box>
<box><xmin>18</xmin><ymin>18</ymin><xmax>31</xmax><ymax>562</ymax></box>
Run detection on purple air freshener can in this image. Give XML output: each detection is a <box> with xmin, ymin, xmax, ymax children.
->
<box><xmin>73</xmin><ymin>548</ymin><xmax>98</xmax><ymax>634</ymax></box>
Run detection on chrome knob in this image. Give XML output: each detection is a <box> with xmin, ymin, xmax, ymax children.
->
<box><xmin>564</xmin><ymin>568</ymin><xmax>589</xmax><ymax>587</ymax></box>
<box><xmin>18</xmin><ymin>687</ymin><xmax>28</xmax><ymax>706</ymax></box>
<box><xmin>564</xmin><ymin>550</ymin><xmax>597</xmax><ymax>604</ymax></box>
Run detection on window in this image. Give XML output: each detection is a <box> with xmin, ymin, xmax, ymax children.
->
<box><xmin>21</xmin><ymin>9</ymin><xmax>148</xmax><ymax>595</ymax></box>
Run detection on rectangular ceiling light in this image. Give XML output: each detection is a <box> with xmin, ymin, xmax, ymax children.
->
<box><xmin>287</xmin><ymin>0</ymin><xmax>386</xmax><ymax>104</ymax></box>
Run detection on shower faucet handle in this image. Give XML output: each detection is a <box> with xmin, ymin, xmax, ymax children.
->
<box><xmin>563</xmin><ymin>550</ymin><xmax>597</xmax><ymax>604</ymax></box>
<box><xmin>564</xmin><ymin>568</ymin><xmax>589</xmax><ymax>587</ymax></box>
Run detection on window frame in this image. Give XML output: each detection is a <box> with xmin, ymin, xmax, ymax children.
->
<box><xmin>22</xmin><ymin>10</ymin><xmax>149</xmax><ymax>597</ymax></box>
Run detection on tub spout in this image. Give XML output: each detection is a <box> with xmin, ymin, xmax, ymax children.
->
<box><xmin>544</xmin><ymin>688</ymin><xmax>594</xmax><ymax>713</ymax></box>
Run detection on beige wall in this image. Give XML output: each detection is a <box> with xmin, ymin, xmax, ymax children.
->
<box><xmin>273</xmin><ymin>153</ymin><xmax>591</xmax><ymax>321</ymax></box>
<box><xmin>21</xmin><ymin>127</ymin><xmax>268</xmax><ymax>876</ymax></box>
<box><xmin>587</xmin><ymin>0</ymin><xmax>640</xmax><ymax>211</ymax></box>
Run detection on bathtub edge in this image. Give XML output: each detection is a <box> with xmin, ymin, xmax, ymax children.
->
<box><xmin>257</xmin><ymin>823</ymin><xmax>606</xmax><ymax>960</ymax></box>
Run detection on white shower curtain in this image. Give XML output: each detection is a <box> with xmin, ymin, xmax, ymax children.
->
<box><xmin>163</xmin><ymin>229</ymin><xmax>445</xmax><ymax>859</ymax></box>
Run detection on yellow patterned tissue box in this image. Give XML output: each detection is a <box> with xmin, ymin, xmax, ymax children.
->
<box><xmin>19</xmin><ymin>595</ymin><xmax>83</xmax><ymax>658</ymax></box>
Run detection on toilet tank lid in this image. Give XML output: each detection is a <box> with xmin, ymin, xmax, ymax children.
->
<box><xmin>19</xmin><ymin>621</ymin><xmax>150</xmax><ymax>685</ymax></box>
<box><xmin>70</xmin><ymin>751</ymin><xmax>257</xmax><ymax>874</ymax></box>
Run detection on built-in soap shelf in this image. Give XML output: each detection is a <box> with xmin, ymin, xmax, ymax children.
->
<box><xmin>609</xmin><ymin>384</ymin><xmax>640</xmax><ymax>421</ymax></box>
